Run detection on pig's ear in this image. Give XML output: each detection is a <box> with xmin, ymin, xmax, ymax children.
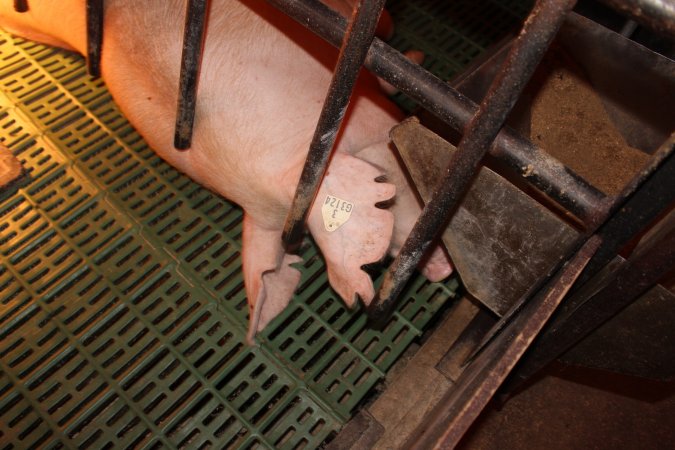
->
<box><xmin>306</xmin><ymin>153</ymin><xmax>396</xmax><ymax>308</ymax></box>
<box><xmin>242</xmin><ymin>215</ymin><xmax>303</xmax><ymax>344</ymax></box>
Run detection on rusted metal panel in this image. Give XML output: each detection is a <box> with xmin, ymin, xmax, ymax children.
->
<box><xmin>471</xmin><ymin>135</ymin><xmax>675</xmax><ymax>375</ymax></box>
<box><xmin>562</xmin><ymin>283</ymin><xmax>675</xmax><ymax>380</ymax></box>
<box><xmin>510</xmin><ymin>203</ymin><xmax>675</xmax><ymax>389</ymax></box>
<box><xmin>392</xmin><ymin>118</ymin><xmax>579</xmax><ymax>315</ymax></box>
<box><xmin>369</xmin><ymin>0</ymin><xmax>578</xmax><ymax>321</ymax></box>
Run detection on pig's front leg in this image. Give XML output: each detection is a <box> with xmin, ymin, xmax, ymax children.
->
<box><xmin>242</xmin><ymin>214</ymin><xmax>303</xmax><ymax>344</ymax></box>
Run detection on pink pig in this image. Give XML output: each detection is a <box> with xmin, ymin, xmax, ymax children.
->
<box><xmin>0</xmin><ymin>0</ymin><xmax>452</xmax><ymax>341</ymax></box>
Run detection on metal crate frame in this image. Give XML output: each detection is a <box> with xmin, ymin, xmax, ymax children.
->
<box><xmin>4</xmin><ymin>0</ymin><xmax>675</xmax><ymax>447</ymax></box>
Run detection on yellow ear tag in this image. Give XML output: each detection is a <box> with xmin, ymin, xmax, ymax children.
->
<box><xmin>322</xmin><ymin>195</ymin><xmax>354</xmax><ymax>232</ymax></box>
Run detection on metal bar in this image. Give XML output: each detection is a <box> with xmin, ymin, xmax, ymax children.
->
<box><xmin>508</xmin><ymin>213</ymin><xmax>675</xmax><ymax>390</ymax></box>
<box><xmin>577</xmin><ymin>138</ymin><xmax>675</xmax><ymax>285</ymax></box>
<box><xmin>504</xmin><ymin>136</ymin><xmax>675</xmax><ymax>390</ymax></box>
<box><xmin>466</xmin><ymin>134</ymin><xmax>675</xmax><ymax>364</ymax></box>
<box><xmin>174</xmin><ymin>0</ymin><xmax>209</xmax><ymax>150</ymax></box>
<box><xmin>13</xmin><ymin>0</ymin><xmax>28</xmax><ymax>13</ymax></box>
<box><xmin>406</xmin><ymin>235</ymin><xmax>600</xmax><ymax>450</ymax></box>
<box><xmin>265</xmin><ymin>0</ymin><xmax>606</xmax><ymax>224</ymax></box>
<box><xmin>85</xmin><ymin>0</ymin><xmax>104</xmax><ymax>77</ymax></box>
<box><xmin>281</xmin><ymin>0</ymin><xmax>386</xmax><ymax>249</ymax></box>
<box><xmin>598</xmin><ymin>0</ymin><xmax>675</xmax><ymax>37</ymax></box>
<box><xmin>368</xmin><ymin>0</ymin><xmax>577</xmax><ymax>321</ymax></box>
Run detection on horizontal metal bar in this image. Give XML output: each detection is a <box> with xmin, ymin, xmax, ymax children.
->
<box><xmin>598</xmin><ymin>0</ymin><xmax>675</xmax><ymax>37</ymax></box>
<box><xmin>265</xmin><ymin>0</ymin><xmax>606</xmax><ymax>224</ymax></box>
<box><xmin>282</xmin><ymin>0</ymin><xmax>387</xmax><ymax>250</ymax></box>
<box><xmin>367</xmin><ymin>0</ymin><xmax>578</xmax><ymax>320</ymax></box>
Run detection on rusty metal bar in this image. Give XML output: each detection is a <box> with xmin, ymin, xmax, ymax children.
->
<box><xmin>507</xmin><ymin>212</ymin><xmax>675</xmax><ymax>393</ymax></box>
<box><xmin>281</xmin><ymin>0</ymin><xmax>387</xmax><ymax>249</ymax></box>
<box><xmin>598</xmin><ymin>0</ymin><xmax>675</xmax><ymax>37</ymax></box>
<box><xmin>503</xmin><ymin>135</ymin><xmax>675</xmax><ymax>390</ymax></box>
<box><xmin>266</xmin><ymin>0</ymin><xmax>605</xmax><ymax>227</ymax></box>
<box><xmin>174</xmin><ymin>0</ymin><xmax>209</xmax><ymax>150</ymax></box>
<box><xmin>85</xmin><ymin>0</ymin><xmax>104</xmax><ymax>77</ymax></box>
<box><xmin>406</xmin><ymin>235</ymin><xmax>600</xmax><ymax>449</ymax></box>
<box><xmin>13</xmin><ymin>0</ymin><xmax>28</xmax><ymax>13</ymax></box>
<box><xmin>368</xmin><ymin>0</ymin><xmax>578</xmax><ymax>321</ymax></box>
<box><xmin>466</xmin><ymin>135</ymin><xmax>675</xmax><ymax>365</ymax></box>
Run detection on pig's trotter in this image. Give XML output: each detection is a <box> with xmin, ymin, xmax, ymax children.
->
<box><xmin>307</xmin><ymin>152</ymin><xmax>396</xmax><ymax>308</ymax></box>
<box><xmin>418</xmin><ymin>243</ymin><xmax>453</xmax><ymax>282</ymax></box>
<box><xmin>242</xmin><ymin>215</ymin><xmax>303</xmax><ymax>344</ymax></box>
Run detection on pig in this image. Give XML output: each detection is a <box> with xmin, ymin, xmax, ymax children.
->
<box><xmin>0</xmin><ymin>0</ymin><xmax>452</xmax><ymax>342</ymax></box>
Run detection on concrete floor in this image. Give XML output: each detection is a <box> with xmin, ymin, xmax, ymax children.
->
<box><xmin>458</xmin><ymin>362</ymin><xmax>675</xmax><ymax>450</ymax></box>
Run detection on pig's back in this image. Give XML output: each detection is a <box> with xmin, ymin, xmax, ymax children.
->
<box><xmin>101</xmin><ymin>0</ymin><xmax>399</xmax><ymax>226</ymax></box>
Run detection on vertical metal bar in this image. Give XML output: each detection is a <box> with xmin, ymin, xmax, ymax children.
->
<box><xmin>174</xmin><ymin>0</ymin><xmax>209</xmax><ymax>150</ymax></box>
<box><xmin>368</xmin><ymin>0</ymin><xmax>577</xmax><ymax>320</ymax></box>
<box><xmin>13</xmin><ymin>0</ymin><xmax>28</xmax><ymax>13</ymax></box>
<box><xmin>281</xmin><ymin>0</ymin><xmax>387</xmax><ymax>250</ymax></box>
<box><xmin>85</xmin><ymin>0</ymin><xmax>104</xmax><ymax>77</ymax></box>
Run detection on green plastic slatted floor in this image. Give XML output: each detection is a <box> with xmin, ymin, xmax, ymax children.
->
<box><xmin>389</xmin><ymin>0</ymin><xmax>532</xmax><ymax>111</ymax></box>
<box><xmin>0</xmin><ymin>0</ymin><xmax>527</xmax><ymax>448</ymax></box>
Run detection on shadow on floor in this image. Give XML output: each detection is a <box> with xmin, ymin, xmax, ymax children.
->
<box><xmin>457</xmin><ymin>362</ymin><xmax>675</xmax><ymax>450</ymax></box>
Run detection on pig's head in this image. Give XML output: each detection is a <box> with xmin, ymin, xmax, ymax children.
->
<box><xmin>241</xmin><ymin>137</ymin><xmax>455</xmax><ymax>344</ymax></box>
<box><xmin>242</xmin><ymin>152</ymin><xmax>396</xmax><ymax>343</ymax></box>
